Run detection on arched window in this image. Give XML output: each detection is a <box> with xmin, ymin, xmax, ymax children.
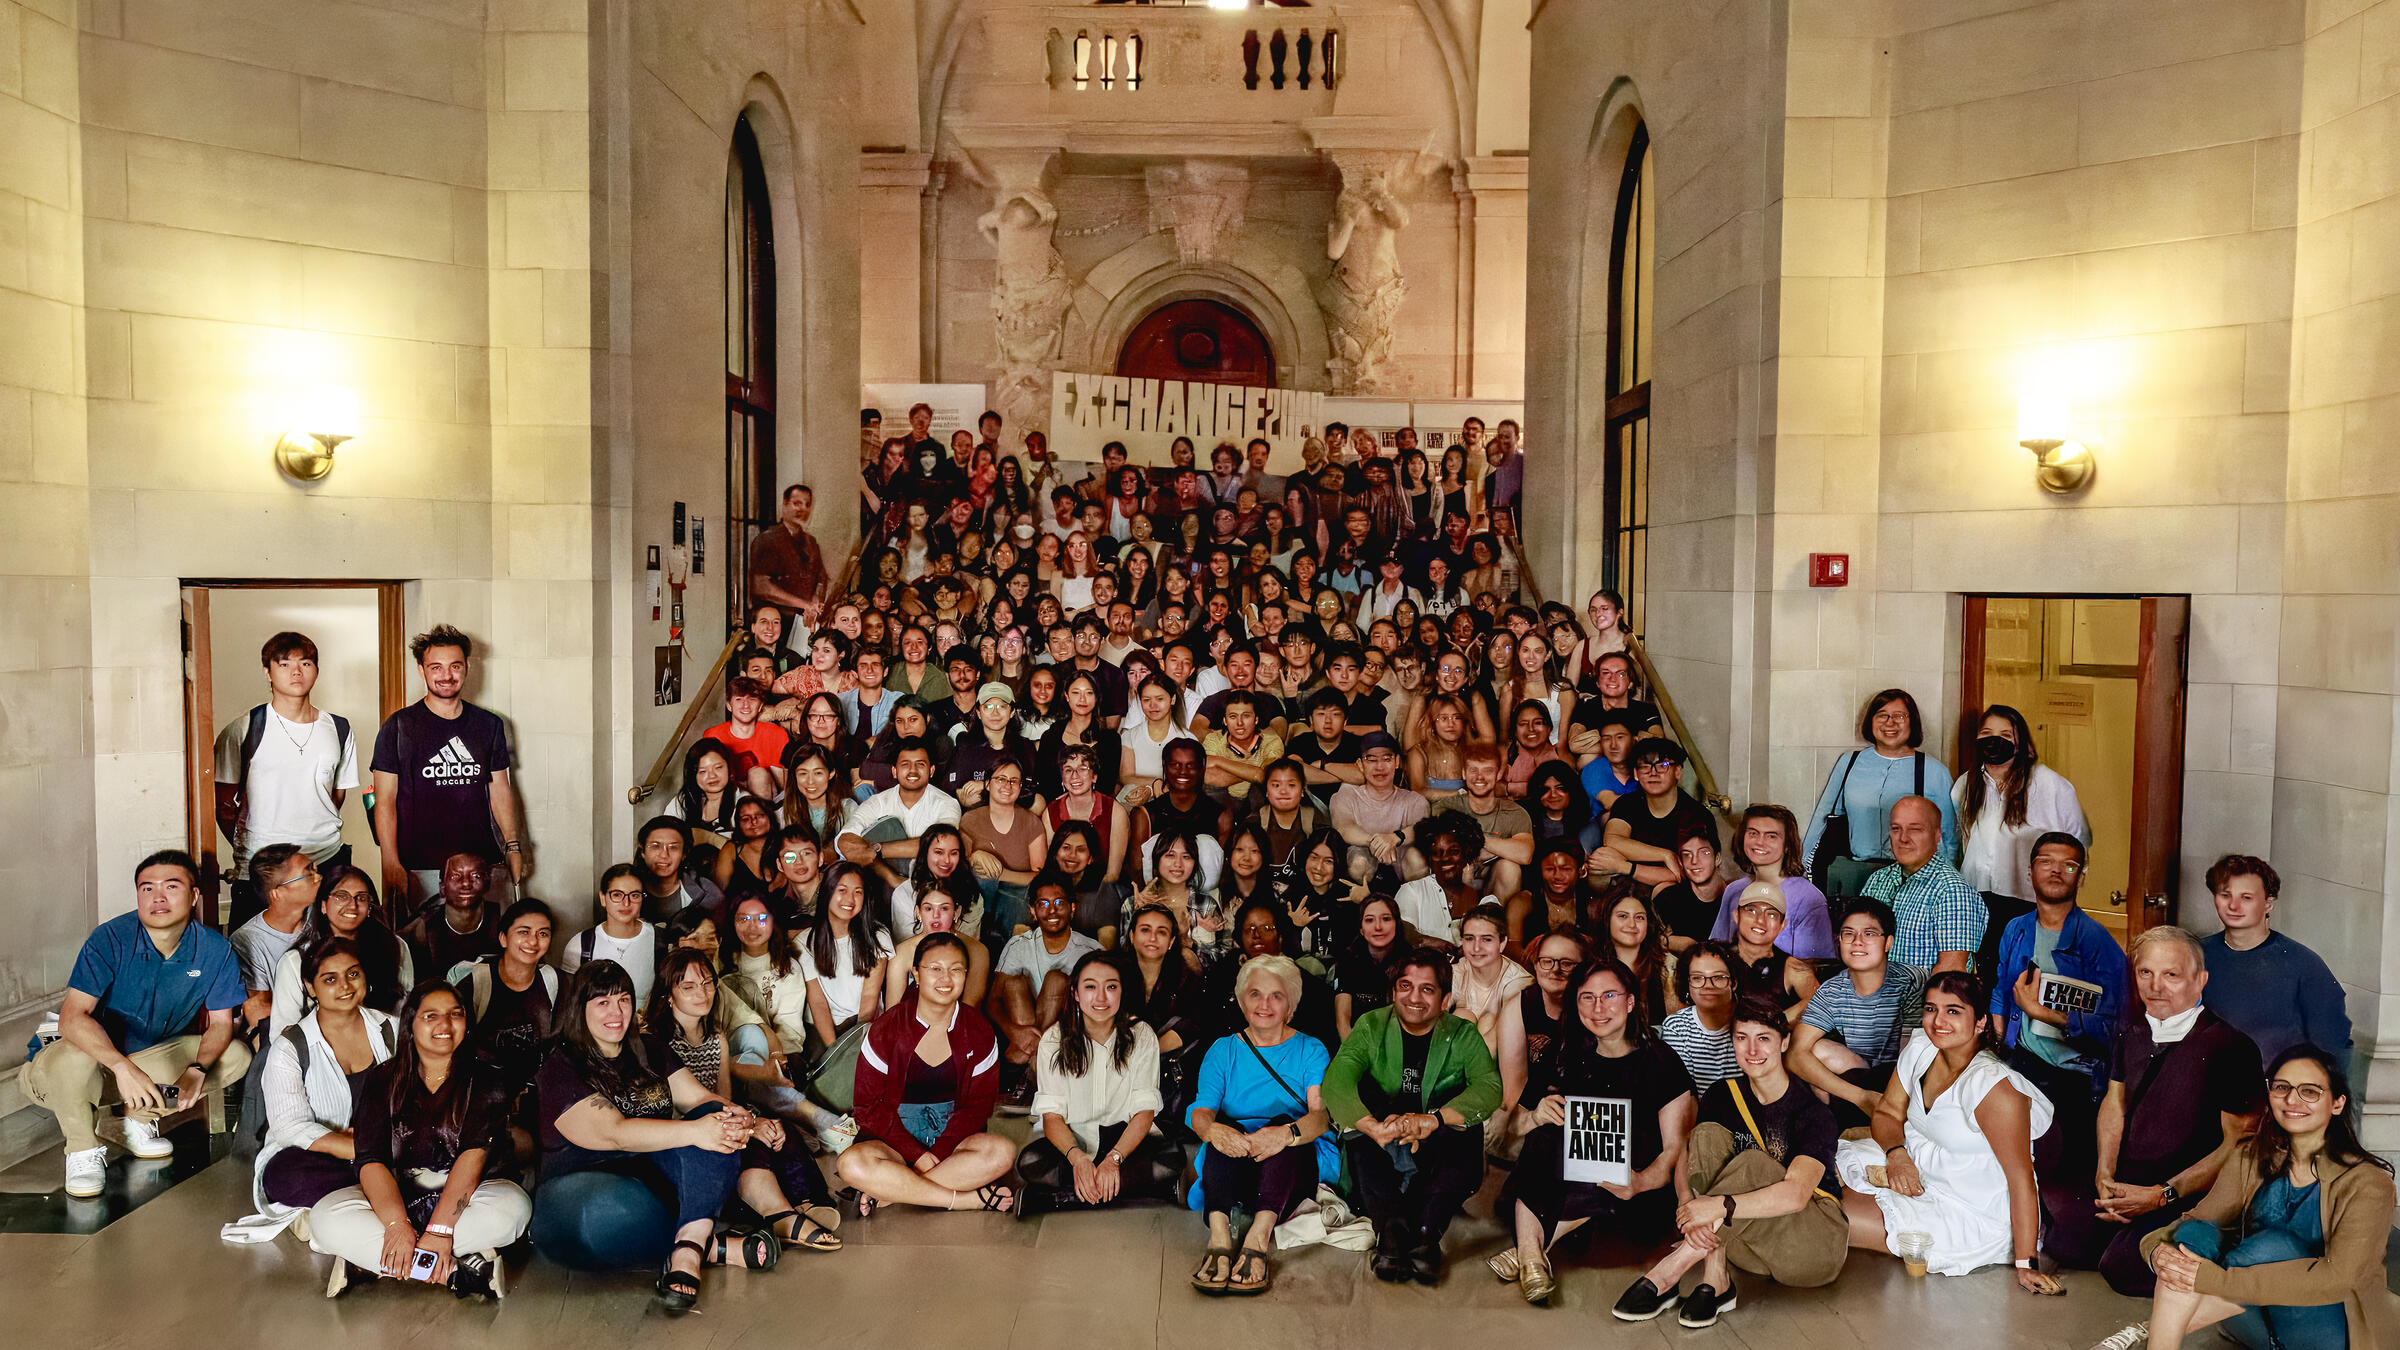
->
<box><xmin>1604</xmin><ymin>123</ymin><xmax>1652</xmax><ymax>637</ymax></box>
<box><xmin>726</xmin><ymin>116</ymin><xmax>776</xmax><ymax>620</ymax></box>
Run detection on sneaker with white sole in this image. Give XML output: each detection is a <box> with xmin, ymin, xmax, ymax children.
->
<box><xmin>122</xmin><ymin>1116</ymin><xmax>174</xmax><ymax>1159</ymax></box>
<box><xmin>2089</xmin><ymin>1326</ymin><xmax>2148</xmax><ymax>1350</ymax></box>
<box><xmin>63</xmin><ymin>1146</ymin><xmax>108</xmax><ymax>1198</ymax></box>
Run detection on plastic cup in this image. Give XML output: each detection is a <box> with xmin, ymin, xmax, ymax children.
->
<box><xmin>1893</xmin><ymin>1230</ymin><xmax>1932</xmax><ymax>1277</ymax></box>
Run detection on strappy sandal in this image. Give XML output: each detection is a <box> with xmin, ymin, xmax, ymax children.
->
<box><xmin>953</xmin><ymin>1182</ymin><xmax>1016</xmax><ymax>1213</ymax></box>
<box><xmin>800</xmin><ymin>1201</ymin><xmax>842</xmax><ymax>1235</ymax></box>
<box><xmin>657</xmin><ymin>1238</ymin><xmax>706</xmax><ymax>1312</ymax></box>
<box><xmin>762</xmin><ymin>1207</ymin><xmax>843</xmax><ymax>1252</ymax></box>
<box><xmin>707</xmin><ymin>1225</ymin><xmax>782</xmax><ymax>1271</ymax></box>
<box><xmin>847</xmin><ymin>1187</ymin><xmax>880</xmax><ymax>1219</ymax></box>
<box><xmin>1225</xmin><ymin>1247</ymin><xmax>1272</xmax><ymax>1296</ymax></box>
<box><xmin>1191</xmin><ymin>1244</ymin><xmax>1235</xmax><ymax>1293</ymax></box>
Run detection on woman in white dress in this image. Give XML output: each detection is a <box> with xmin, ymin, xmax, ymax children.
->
<box><xmin>1835</xmin><ymin>970</ymin><xmax>2061</xmax><ymax>1293</ymax></box>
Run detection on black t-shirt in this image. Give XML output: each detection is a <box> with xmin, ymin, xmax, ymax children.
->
<box><xmin>1290</xmin><ymin>732</ymin><xmax>1363</xmax><ymax>774</ymax></box>
<box><xmin>1035</xmin><ymin>722</ymin><xmax>1121</xmax><ymax>798</ymax></box>
<box><xmin>941</xmin><ymin>734</ymin><xmax>1031</xmax><ymax>797</ymax></box>
<box><xmin>1572</xmin><ymin>697</ymin><xmax>1663</xmax><ymax>738</ymax></box>
<box><xmin>400</xmin><ymin>902</ymin><xmax>502</xmax><ymax>984</ymax></box>
<box><xmin>350</xmin><ymin>1058</ymin><xmax>515</xmax><ymax>1213</ymax></box>
<box><xmin>1341</xmin><ymin>687</ymin><xmax>1389</xmax><ymax>728</ymax></box>
<box><xmin>370</xmin><ymin>701</ymin><xmax>513</xmax><ymax>869</ymax></box>
<box><xmin>1399</xmin><ymin>1028</ymin><xmax>1431</xmax><ymax>1111</ymax></box>
<box><xmin>1698</xmin><ymin>1076</ymin><xmax>1842</xmax><ymax>1198</ymax></box>
<box><xmin>1336</xmin><ymin>945</ymin><xmax>1397</xmax><ymax>1022</ymax></box>
<box><xmin>1607</xmin><ymin>789</ymin><xmax>1719</xmax><ymax>854</ymax></box>
<box><xmin>465</xmin><ymin>962</ymin><xmax>555</xmax><ymax>1090</ymax></box>
<box><xmin>1069</xmin><ymin>658</ymin><xmax>1129</xmax><ymax>717</ymax></box>
<box><xmin>1527</xmin><ymin>1036</ymin><xmax>1694</xmax><ymax>1176</ymax></box>
<box><xmin>1142</xmin><ymin>792</ymin><xmax>1223</xmax><ymax>846</ymax></box>
<box><xmin>2110</xmin><ymin>1010</ymin><xmax>2264</xmax><ymax>1185</ymax></box>
<box><xmin>1652</xmin><ymin>881</ymin><xmax>1723</xmax><ymax>949</ymax></box>
<box><xmin>536</xmin><ymin>1038</ymin><xmax>678</xmax><ymax>1175</ymax></box>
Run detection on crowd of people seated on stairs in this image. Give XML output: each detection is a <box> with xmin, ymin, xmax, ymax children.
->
<box><xmin>22</xmin><ymin>426</ymin><xmax>2379</xmax><ymax>1339</ymax></box>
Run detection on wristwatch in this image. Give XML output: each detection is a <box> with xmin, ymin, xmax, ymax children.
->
<box><xmin>2159</xmin><ymin>1182</ymin><xmax>2179</xmax><ymax>1207</ymax></box>
<box><xmin>1286</xmin><ymin>1122</ymin><xmax>1304</xmax><ymax>1146</ymax></box>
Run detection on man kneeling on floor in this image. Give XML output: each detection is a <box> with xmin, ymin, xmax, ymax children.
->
<box><xmin>25</xmin><ymin>849</ymin><xmax>251</xmax><ymax>1197</ymax></box>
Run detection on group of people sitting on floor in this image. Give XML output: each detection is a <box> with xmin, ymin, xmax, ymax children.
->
<box><xmin>21</xmin><ymin>545</ymin><xmax>2389</xmax><ymax>1345</ymax></box>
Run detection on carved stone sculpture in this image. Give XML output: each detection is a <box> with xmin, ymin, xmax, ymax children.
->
<box><xmin>1318</xmin><ymin>166</ymin><xmax>1410</xmax><ymax>394</ymax></box>
<box><xmin>980</xmin><ymin>187</ymin><xmax>1075</xmax><ymax>431</ymax></box>
<box><xmin>1145</xmin><ymin>160</ymin><xmax>1250</xmax><ymax>267</ymax></box>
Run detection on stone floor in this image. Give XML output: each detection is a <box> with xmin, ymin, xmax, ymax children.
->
<box><xmin>0</xmin><ymin>1139</ymin><xmax>2213</xmax><ymax>1350</ymax></box>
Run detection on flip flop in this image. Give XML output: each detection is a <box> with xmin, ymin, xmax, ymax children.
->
<box><xmin>1226</xmin><ymin>1248</ymin><xmax>1272</xmax><ymax>1296</ymax></box>
<box><xmin>1191</xmin><ymin>1244</ymin><xmax>1236</xmax><ymax>1294</ymax></box>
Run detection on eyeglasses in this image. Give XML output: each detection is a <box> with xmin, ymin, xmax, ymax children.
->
<box><xmin>1580</xmin><ymin>989</ymin><xmax>1630</xmax><ymax>1004</ymax></box>
<box><xmin>1688</xmin><ymin>974</ymin><xmax>1733</xmax><ymax>989</ymax></box>
<box><xmin>2033</xmin><ymin>858</ymin><xmax>2084</xmax><ymax>874</ymax></box>
<box><xmin>603</xmin><ymin>888</ymin><xmax>646</xmax><ymax>902</ymax></box>
<box><xmin>1534</xmin><ymin>958</ymin><xmax>1578</xmax><ymax>972</ymax></box>
<box><xmin>2266</xmin><ymin>1080</ymin><xmax>2329</xmax><ymax>1105</ymax></box>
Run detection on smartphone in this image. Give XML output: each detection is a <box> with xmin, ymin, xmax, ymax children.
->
<box><xmin>407</xmin><ymin>1248</ymin><xmax>441</xmax><ymax>1282</ymax></box>
<box><xmin>155</xmin><ymin>1083</ymin><xmax>181</xmax><ymax>1108</ymax></box>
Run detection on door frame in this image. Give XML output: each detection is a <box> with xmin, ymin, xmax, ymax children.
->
<box><xmin>180</xmin><ymin>579</ymin><xmax>410</xmax><ymax>928</ymax></box>
<box><xmin>1959</xmin><ymin>593</ymin><xmax>2189</xmax><ymax>940</ymax></box>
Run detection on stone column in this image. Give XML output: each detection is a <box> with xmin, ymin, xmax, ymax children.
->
<box><xmin>1303</xmin><ymin>120</ymin><xmax>1430</xmax><ymax>396</ymax></box>
<box><xmin>859</xmin><ymin>151</ymin><xmax>932</xmax><ymax>384</ymax></box>
<box><xmin>961</xmin><ymin>143</ymin><xmax>1071</xmax><ymax>438</ymax></box>
<box><xmin>1464</xmin><ymin>155</ymin><xmax>1528</xmax><ymax>399</ymax></box>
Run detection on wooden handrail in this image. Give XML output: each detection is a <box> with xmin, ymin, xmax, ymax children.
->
<box><xmin>628</xmin><ymin>536</ymin><xmax>870</xmax><ymax>807</ymax></box>
<box><xmin>1504</xmin><ymin>533</ymin><xmax>1734</xmax><ymax>817</ymax></box>
<box><xmin>629</xmin><ymin>627</ymin><xmax>747</xmax><ymax>806</ymax></box>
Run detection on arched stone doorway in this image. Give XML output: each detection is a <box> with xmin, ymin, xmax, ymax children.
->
<box><xmin>1115</xmin><ymin>298</ymin><xmax>1277</xmax><ymax>386</ymax></box>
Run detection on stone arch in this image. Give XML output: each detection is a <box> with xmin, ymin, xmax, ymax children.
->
<box><xmin>1068</xmin><ymin>232</ymin><xmax>1329</xmax><ymax>390</ymax></box>
<box><xmin>735</xmin><ymin>76</ymin><xmax>813</xmax><ymax>494</ymax></box>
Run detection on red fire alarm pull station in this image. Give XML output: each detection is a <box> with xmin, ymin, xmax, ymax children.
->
<box><xmin>1809</xmin><ymin>553</ymin><xmax>1849</xmax><ymax>587</ymax></box>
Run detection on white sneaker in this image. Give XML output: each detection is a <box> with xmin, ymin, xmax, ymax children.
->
<box><xmin>2090</xmin><ymin>1325</ymin><xmax>2148</xmax><ymax>1350</ymax></box>
<box><xmin>63</xmin><ymin>1146</ymin><xmax>107</xmax><ymax>1198</ymax></box>
<box><xmin>819</xmin><ymin>1114</ymin><xmax>859</xmax><ymax>1154</ymax></box>
<box><xmin>122</xmin><ymin>1116</ymin><xmax>174</xmax><ymax>1159</ymax></box>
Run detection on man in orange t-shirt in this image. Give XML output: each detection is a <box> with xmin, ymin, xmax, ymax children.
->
<box><xmin>704</xmin><ymin>676</ymin><xmax>790</xmax><ymax>802</ymax></box>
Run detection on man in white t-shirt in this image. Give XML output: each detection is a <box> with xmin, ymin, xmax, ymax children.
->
<box><xmin>213</xmin><ymin>631</ymin><xmax>359</xmax><ymax>926</ymax></box>
<box><xmin>991</xmin><ymin>881</ymin><xmax>1101</xmax><ymax>1111</ymax></box>
<box><xmin>836</xmin><ymin>738</ymin><xmax>962</xmax><ymax>890</ymax></box>
<box><xmin>559</xmin><ymin>864</ymin><xmax>658</xmax><ymax>1006</ymax></box>
<box><xmin>231</xmin><ymin>843</ymin><xmax>320</xmax><ymax>1029</ymax></box>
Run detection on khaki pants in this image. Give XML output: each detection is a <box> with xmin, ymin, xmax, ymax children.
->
<box><xmin>22</xmin><ymin>1033</ymin><xmax>253</xmax><ymax>1154</ymax></box>
<box><xmin>1684</xmin><ymin>1122</ymin><xmax>1848</xmax><ymax>1288</ymax></box>
<box><xmin>309</xmin><ymin>1181</ymin><xmax>532</xmax><ymax>1268</ymax></box>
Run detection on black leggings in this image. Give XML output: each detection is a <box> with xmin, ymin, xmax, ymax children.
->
<box><xmin>1199</xmin><ymin>1136</ymin><xmax>1318</xmax><ymax>1220</ymax></box>
<box><xmin>1016</xmin><ymin>1121</ymin><xmax>1182</xmax><ymax>1214</ymax></box>
<box><xmin>1509</xmin><ymin>1124</ymin><xmax>1674</xmax><ymax>1244</ymax></box>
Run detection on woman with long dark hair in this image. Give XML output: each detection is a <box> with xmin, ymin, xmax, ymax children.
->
<box><xmin>667</xmin><ymin>738</ymin><xmax>746</xmax><ymax>840</ymax></box>
<box><xmin>645</xmin><ymin>947</ymin><xmax>841</xmax><ymax>1253</ymax></box>
<box><xmin>782</xmin><ymin>745</ymin><xmax>854</xmax><ymax>843</ymax></box>
<box><xmin>2106</xmin><ymin>1044</ymin><xmax>2396</xmax><ymax>1350</ymax></box>
<box><xmin>1016</xmin><ymin>950</ymin><xmax>1181</xmax><ymax>1214</ymax></box>
<box><xmin>1597</xmin><ymin>881</ymin><xmax>1673</xmax><ymax>1026</ymax></box>
<box><xmin>1522</xmin><ymin>758</ymin><xmax>1600</xmax><ymax>853</ymax></box>
<box><xmin>242</xmin><ymin>939</ymin><xmax>401</xmax><ymax>1240</ymax></box>
<box><xmin>1834</xmin><ymin>970</ymin><xmax>2055</xmax><ymax>1292</ymax></box>
<box><xmin>1503</xmin><ymin>835</ymin><xmax>1599</xmax><ymax>960</ymax></box>
<box><xmin>311</xmin><ymin>981</ymin><xmax>528</xmax><ymax>1300</ymax></box>
<box><xmin>802</xmin><ymin>861</ymin><xmax>893</xmax><ymax>1049</ymax></box>
<box><xmin>1953</xmin><ymin>702</ymin><xmax>2088</xmax><ymax>904</ymax></box>
<box><xmin>1495</xmin><ymin>956</ymin><xmax>1696</xmax><ymax>1303</ymax></box>
<box><xmin>710</xmin><ymin>796</ymin><xmax>779</xmax><ymax>900</ymax></box>
<box><xmin>837</xmin><ymin>933</ymin><xmax>1016</xmax><ymax>1216</ymax></box>
<box><xmin>532</xmin><ymin>962</ymin><xmax>788</xmax><ymax>1309</ymax></box>
<box><xmin>269</xmin><ymin>866</ymin><xmax>414</xmax><ymax>1035</ymax></box>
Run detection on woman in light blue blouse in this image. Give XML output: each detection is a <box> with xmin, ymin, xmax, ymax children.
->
<box><xmin>1185</xmin><ymin>954</ymin><xmax>1337</xmax><ymax>1296</ymax></box>
<box><xmin>1800</xmin><ymin>689</ymin><xmax>1958</xmax><ymax>899</ymax></box>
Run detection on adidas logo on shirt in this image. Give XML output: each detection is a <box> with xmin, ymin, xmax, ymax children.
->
<box><xmin>420</xmin><ymin>736</ymin><xmax>484</xmax><ymax>781</ymax></box>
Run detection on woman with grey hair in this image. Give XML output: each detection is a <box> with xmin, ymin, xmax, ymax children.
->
<box><xmin>1185</xmin><ymin>954</ymin><xmax>1337</xmax><ymax>1295</ymax></box>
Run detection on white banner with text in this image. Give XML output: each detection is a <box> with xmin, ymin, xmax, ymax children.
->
<box><xmin>1049</xmin><ymin>372</ymin><xmax>1325</xmax><ymax>472</ymax></box>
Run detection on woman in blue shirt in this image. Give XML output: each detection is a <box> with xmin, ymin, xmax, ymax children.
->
<box><xmin>1186</xmin><ymin>954</ymin><xmax>1336</xmax><ymax>1296</ymax></box>
<box><xmin>1800</xmin><ymin>689</ymin><xmax>1958</xmax><ymax>898</ymax></box>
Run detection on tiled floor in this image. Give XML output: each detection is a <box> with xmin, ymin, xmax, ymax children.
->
<box><xmin>0</xmin><ymin>1143</ymin><xmax>2219</xmax><ymax>1349</ymax></box>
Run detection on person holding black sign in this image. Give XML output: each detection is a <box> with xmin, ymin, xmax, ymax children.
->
<box><xmin>1612</xmin><ymin>996</ymin><xmax>1846</xmax><ymax>1327</ymax></box>
<box><xmin>1492</xmin><ymin>955</ymin><xmax>1696</xmax><ymax>1304</ymax></box>
<box><xmin>1321</xmin><ymin>948</ymin><xmax>1503</xmax><ymax>1284</ymax></box>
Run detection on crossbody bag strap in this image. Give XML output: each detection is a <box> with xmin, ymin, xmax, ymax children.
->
<box><xmin>1240</xmin><ymin>1032</ymin><xmax>1311</xmax><ymax>1119</ymax></box>
<box><xmin>1725</xmin><ymin>1078</ymin><xmax>1836</xmax><ymax>1202</ymax></box>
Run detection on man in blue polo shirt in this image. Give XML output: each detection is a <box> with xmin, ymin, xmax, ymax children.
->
<box><xmin>22</xmin><ymin>850</ymin><xmax>249</xmax><ymax>1198</ymax></box>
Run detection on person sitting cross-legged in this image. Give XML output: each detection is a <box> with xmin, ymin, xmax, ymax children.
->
<box><xmin>1611</xmin><ymin>996</ymin><xmax>1848</xmax><ymax>1328</ymax></box>
<box><xmin>836</xmin><ymin>933</ymin><xmax>1017</xmax><ymax>1216</ymax></box>
<box><xmin>1016</xmin><ymin>950</ymin><xmax>1183</xmax><ymax>1215</ymax></box>
<box><xmin>1323</xmin><ymin>947</ymin><xmax>1502</xmax><ymax>1285</ymax></box>
<box><xmin>24</xmin><ymin>849</ymin><xmax>251</xmax><ymax>1198</ymax></box>
<box><xmin>310</xmin><ymin>981</ymin><xmax>529</xmax><ymax>1300</ymax></box>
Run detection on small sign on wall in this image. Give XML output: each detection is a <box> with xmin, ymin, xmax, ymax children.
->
<box><xmin>653</xmin><ymin>644</ymin><xmax>682</xmax><ymax>706</ymax></box>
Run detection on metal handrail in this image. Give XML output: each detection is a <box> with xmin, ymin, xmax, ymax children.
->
<box><xmin>627</xmin><ymin>536</ymin><xmax>869</xmax><ymax>807</ymax></box>
<box><xmin>1505</xmin><ymin>532</ymin><xmax>1733</xmax><ymax>815</ymax></box>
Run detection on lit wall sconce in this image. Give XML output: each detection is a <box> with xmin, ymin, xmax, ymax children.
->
<box><xmin>273</xmin><ymin>387</ymin><xmax>359</xmax><ymax>483</ymax></box>
<box><xmin>2015</xmin><ymin>386</ymin><xmax>2095</xmax><ymax>494</ymax></box>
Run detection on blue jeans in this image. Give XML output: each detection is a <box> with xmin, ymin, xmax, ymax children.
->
<box><xmin>2172</xmin><ymin>1220</ymin><xmax>2347</xmax><ymax>1350</ymax></box>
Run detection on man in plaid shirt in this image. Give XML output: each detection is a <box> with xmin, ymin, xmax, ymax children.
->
<box><xmin>1860</xmin><ymin>795</ymin><xmax>1987</xmax><ymax>974</ymax></box>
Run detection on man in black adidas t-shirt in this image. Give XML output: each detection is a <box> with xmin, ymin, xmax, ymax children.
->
<box><xmin>370</xmin><ymin>625</ymin><xmax>526</xmax><ymax>904</ymax></box>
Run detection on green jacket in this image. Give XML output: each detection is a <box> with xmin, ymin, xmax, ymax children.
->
<box><xmin>1321</xmin><ymin>1006</ymin><xmax>1502</xmax><ymax>1130</ymax></box>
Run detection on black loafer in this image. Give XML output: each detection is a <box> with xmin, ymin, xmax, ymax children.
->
<box><xmin>1610</xmin><ymin>1275</ymin><xmax>1681</xmax><ymax>1321</ymax></box>
<box><xmin>1678</xmin><ymin>1280</ymin><xmax>1737</xmax><ymax>1328</ymax></box>
<box><xmin>1407</xmin><ymin>1234</ymin><xmax>1444</xmax><ymax>1285</ymax></box>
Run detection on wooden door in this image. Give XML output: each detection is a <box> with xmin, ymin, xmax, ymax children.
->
<box><xmin>1115</xmin><ymin>298</ymin><xmax>1276</xmax><ymax>386</ymax></box>
<box><xmin>2124</xmin><ymin>595</ymin><xmax>2189</xmax><ymax>939</ymax></box>
<box><xmin>180</xmin><ymin>587</ymin><xmax>218</xmax><ymax>926</ymax></box>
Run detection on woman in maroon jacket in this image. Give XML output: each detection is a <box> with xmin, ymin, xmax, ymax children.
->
<box><xmin>835</xmin><ymin>932</ymin><xmax>1017</xmax><ymax>1214</ymax></box>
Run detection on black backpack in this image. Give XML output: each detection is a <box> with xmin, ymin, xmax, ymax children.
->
<box><xmin>230</xmin><ymin>703</ymin><xmax>352</xmax><ymax>831</ymax></box>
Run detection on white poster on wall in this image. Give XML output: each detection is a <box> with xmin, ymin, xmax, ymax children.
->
<box><xmin>1049</xmin><ymin>372</ymin><xmax>1326</xmax><ymax>473</ymax></box>
<box><xmin>862</xmin><ymin>383</ymin><xmax>990</xmax><ymax>445</ymax></box>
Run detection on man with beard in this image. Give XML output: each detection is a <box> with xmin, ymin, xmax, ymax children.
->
<box><xmin>371</xmin><ymin>625</ymin><xmax>526</xmax><ymax>905</ymax></box>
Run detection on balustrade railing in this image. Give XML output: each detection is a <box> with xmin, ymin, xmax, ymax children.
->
<box><xmin>1045</xmin><ymin>17</ymin><xmax>1339</xmax><ymax>94</ymax></box>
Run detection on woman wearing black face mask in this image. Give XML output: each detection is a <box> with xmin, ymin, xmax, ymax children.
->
<box><xmin>1950</xmin><ymin>704</ymin><xmax>2088</xmax><ymax>904</ymax></box>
